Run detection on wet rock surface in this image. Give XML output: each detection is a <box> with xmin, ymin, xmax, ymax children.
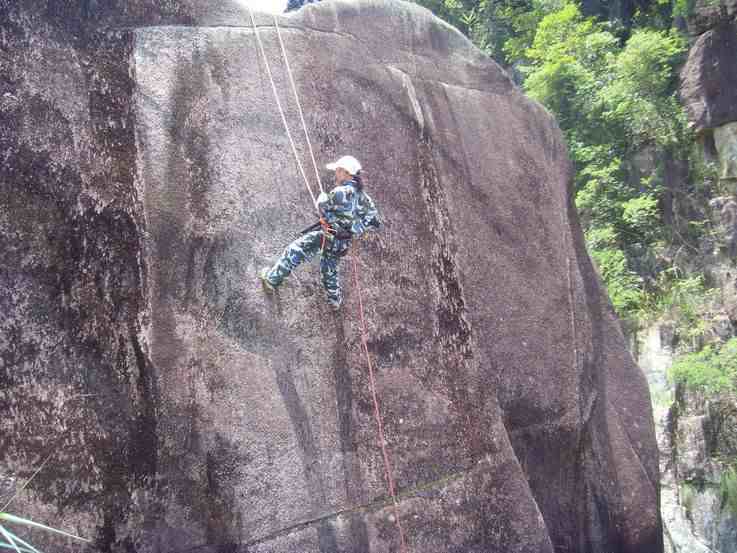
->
<box><xmin>1</xmin><ymin>1</ymin><xmax>661</xmax><ymax>552</ymax></box>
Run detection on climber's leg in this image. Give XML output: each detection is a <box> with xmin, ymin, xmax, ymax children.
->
<box><xmin>261</xmin><ymin>230</ymin><xmax>322</xmax><ymax>288</ymax></box>
<box><xmin>320</xmin><ymin>253</ymin><xmax>342</xmax><ymax>308</ymax></box>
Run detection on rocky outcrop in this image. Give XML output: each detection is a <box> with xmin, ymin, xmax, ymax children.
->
<box><xmin>665</xmin><ymin>390</ymin><xmax>737</xmax><ymax>553</ymax></box>
<box><xmin>715</xmin><ymin>122</ymin><xmax>737</xmax><ymax>192</ymax></box>
<box><xmin>635</xmin><ymin>320</ymin><xmax>737</xmax><ymax>553</ymax></box>
<box><xmin>708</xmin><ymin>195</ymin><xmax>737</xmax><ymax>261</ymax></box>
<box><xmin>680</xmin><ymin>18</ymin><xmax>737</xmax><ymax>133</ymax></box>
<box><xmin>1</xmin><ymin>1</ymin><xmax>661</xmax><ymax>552</ymax></box>
<box><xmin>686</xmin><ymin>0</ymin><xmax>737</xmax><ymax>36</ymax></box>
<box><xmin>679</xmin><ymin>0</ymin><xmax>737</xmax><ymax>368</ymax></box>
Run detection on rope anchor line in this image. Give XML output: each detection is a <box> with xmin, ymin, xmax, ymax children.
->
<box><xmin>246</xmin><ymin>9</ymin><xmax>409</xmax><ymax>551</ymax></box>
<box><xmin>248</xmin><ymin>9</ymin><xmax>321</xmax><ymax>209</ymax></box>
<box><xmin>273</xmin><ymin>16</ymin><xmax>323</xmax><ymax>193</ymax></box>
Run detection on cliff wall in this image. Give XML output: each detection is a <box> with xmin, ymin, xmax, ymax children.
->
<box><xmin>0</xmin><ymin>1</ymin><xmax>661</xmax><ymax>551</ymax></box>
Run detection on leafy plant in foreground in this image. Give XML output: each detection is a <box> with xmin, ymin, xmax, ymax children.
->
<box><xmin>0</xmin><ymin>512</ymin><xmax>89</xmax><ymax>553</ymax></box>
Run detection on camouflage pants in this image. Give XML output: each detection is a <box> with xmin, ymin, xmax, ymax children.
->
<box><xmin>265</xmin><ymin>230</ymin><xmax>349</xmax><ymax>305</ymax></box>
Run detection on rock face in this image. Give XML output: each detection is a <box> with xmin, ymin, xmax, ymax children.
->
<box><xmin>686</xmin><ymin>0</ymin><xmax>737</xmax><ymax>36</ymax></box>
<box><xmin>666</xmin><ymin>390</ymin><xmax>737</xmax><ymax>553</ymax></box>
<box><xmin>636</xmin><ymin>318</ymin><xmax>737</xmax><ymax>553</ymax></box>
<box><xmin>680</xmin><ymin>18</ymin><xmax>737</xmax><ymax>133</ymax></box>
<box><xmin>709</xmin><ymin>195</ymin><xmax>737</xmax><ymax>260</ymax></box>
<box><xmin>1</xmin><ymin>1</ymin><xmax>661</xmax><ymax>552</ymax></box>
<box><xmin>715</xmin><ymin>122</ymin><xmax>737</xmax><ymax>192</ymax></box>
<box><xmin>637</xmin><ymin>322</ymin><xmax>675</xmax><ymax>401</ymax></box>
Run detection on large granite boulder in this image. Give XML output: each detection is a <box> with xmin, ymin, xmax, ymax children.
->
<box><xmin>0</xmin><ymin>1</ymin><xmax>661</xmax><ymax>552</ymax></box>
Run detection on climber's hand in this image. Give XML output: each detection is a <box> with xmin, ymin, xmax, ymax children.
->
<box><xmin>315</xmin><ymin>192</ymin><xmax>329</xmax><ymax>213</ymax></box>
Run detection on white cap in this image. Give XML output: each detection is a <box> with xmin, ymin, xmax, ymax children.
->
<box><xmin>326</xmin><ymin>155</ymin><xmax>362</xmax><ymax>175</ymax></box>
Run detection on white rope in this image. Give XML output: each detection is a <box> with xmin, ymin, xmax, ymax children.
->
<box><xmin>247</xmin><ymin>9</ymin><xmax>318</xmax><ymax>210</ymax></box>
<box><xmin>274</xmin><ymin>16</ymin><xmax>324</xmax><ymax>194</ymax></box>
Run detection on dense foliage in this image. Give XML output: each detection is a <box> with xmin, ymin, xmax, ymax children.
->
<box><xmin>669</xmin><ymin>337</ymin><xmax>737</xmax><ymax>393</ymax></box>
<box><xmin>525</xmin><ymin>5</ymin><xmax>690</xmax><ymax>316</ymax></box>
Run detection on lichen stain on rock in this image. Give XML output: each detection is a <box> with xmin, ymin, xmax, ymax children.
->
<box><xmin>167</xmin><ymin>43</ymin><xmax>216</xmax><ymax>222</ymax></box>
<box><xmin>416</xmin><ymin>139</ymin><xmax>472</xmax><ymax>355</ymax></box>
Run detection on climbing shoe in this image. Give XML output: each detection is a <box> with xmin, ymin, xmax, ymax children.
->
<box><xmin>327</xmin><ymin>298</ymin><xmax>342</xmax><ymax>311</ymax></box>
<box><xmin>258</xmin><ymin>267</ymin><xmax>277</xmax><ymax>291</ymax></box>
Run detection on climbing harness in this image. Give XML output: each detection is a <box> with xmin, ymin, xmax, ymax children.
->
<box><xmin>247</xmin><ymin>10</ymin><xmax>409</xmax><ymax>552</ymax></box>
<box><xmin>319</xmin><ymin>217</ymin><xmax>334</xmax><ymax>252</ymax></box>
<box><xmin>298</xmin><ymin>219</ymin><xmax>323</xmax><ymax>235</ymax></box>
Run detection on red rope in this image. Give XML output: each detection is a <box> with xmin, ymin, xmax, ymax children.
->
<box><xmin>350</xmin><ymin>244</ymin><xmax>408</xmax><ymax>553</ymax></box>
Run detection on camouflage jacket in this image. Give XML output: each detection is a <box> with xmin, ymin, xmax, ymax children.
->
<box><xmin>317</xmin><ymin>179</ymin><xmax>381</xmax><ymax>236</ymax></box>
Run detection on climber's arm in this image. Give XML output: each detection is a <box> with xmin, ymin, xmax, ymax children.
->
<box><xmin>316</xmin><ymin>191</ymin><xmax>330</xmax><ymax>214</ymax></box>
<box><xmin>358</xmin><ymin>191</ymin><xmax>381</xmax><ymax>233</ymax></box>
<box><xmin>316</xmin><ymin>186</ymin><xmax>351</xmax><ymax>216</ymax></box>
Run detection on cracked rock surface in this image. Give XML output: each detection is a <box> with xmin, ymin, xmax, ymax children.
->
<box><xmin>1</xmin><ymin>1</ymin><xmax>661</xmax><ymax>552</ymax></box>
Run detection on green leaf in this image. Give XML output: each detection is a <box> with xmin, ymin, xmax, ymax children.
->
<box><xmin>0</xmin><ymin>514</ymin><xmax>89</xmax><ymax>544</ymax></box>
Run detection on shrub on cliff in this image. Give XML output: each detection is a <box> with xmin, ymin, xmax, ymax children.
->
<box><xmin>669</xmin><ymin>337</ymin><xmax>737</xmax><ymax>393</ymax></box>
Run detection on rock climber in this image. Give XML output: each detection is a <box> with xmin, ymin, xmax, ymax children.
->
<box><xmin>258</xmin><ymin>155</ymin><xmax>381</xmax><ymax>309</ymax></box>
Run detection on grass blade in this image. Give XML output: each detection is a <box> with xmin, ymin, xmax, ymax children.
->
<box><xmin>0</xmin><ymin>532</ymin><xmax>42</xmax><ymax>553</ymax></box>
<box><xmin>0</xmin><ymin>546</ymin><xmax>36</xmax><ymax>553</ymax></box>
<box><xmin>0</xmin><ymin>525</ymin><xmax>22</xmax><ymax>553</ymax></box>
<box><xmin>0</xmin><ymin>514</ymin><xmax>88</xmax><ymax>543</ymax></box>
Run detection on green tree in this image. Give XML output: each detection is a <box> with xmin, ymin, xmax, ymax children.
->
<box><xmin>411</xmin><ymin>0</ymin><xmax>476</xmax><ymax>34</ymax></box>
<box><xmin>519</xmin><ymin>3</ymin><xmax>690</xmax><ymax>320</ymax></box>
<box><xmin>598</xmin><ymin>29</ymin><xmax>687</xmax><ymax>149</ymax></box>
